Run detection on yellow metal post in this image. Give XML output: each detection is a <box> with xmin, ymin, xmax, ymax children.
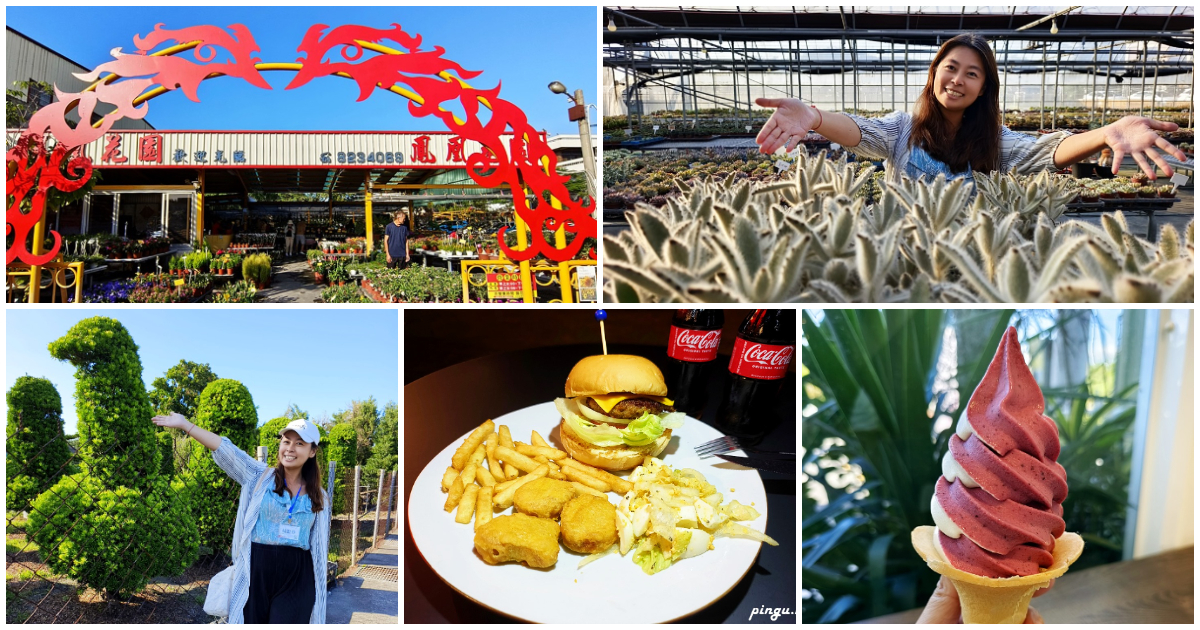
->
<box><xmin>197</xmin><ymin>170</ymin><xmax>205</xmax><ymax>248</ymax></box>
<box><xmin>28</xmin><ymin>212</ymin><xmax>46</xmax><ymax>303</ymax></box>
<box><xmin>514</xmin><ymin>210</ymin><xmax>535</xmax><ymax>303</ymax></box>
<box><xmin>364</xmin><ymin>171</ymin><xmax>374</xmax><ymax>254</ymax></box>
<box><xmin>540</xmin><ymin>154</ymin><xmax>572</xmax><ymax>303</ymax></box>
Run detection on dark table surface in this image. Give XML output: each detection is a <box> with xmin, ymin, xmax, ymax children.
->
<box><xmin>404</xmin><ymin>343</ymin><xmax>797</xmax><ymax>624</ymax></box>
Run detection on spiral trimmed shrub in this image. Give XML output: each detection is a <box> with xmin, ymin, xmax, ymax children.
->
<box><xmin>31</xmin><ymin>317</ymin><xmax>198</xmax><ymax>597</ymax></box>
<box><xmin>6</xmin><ymin>376</ymin><xmax>71</xmax><ymax>512</ymax></box>
<box><xmin>181</xmin><ymin>379</ymin><xmax>258</xmax><ymax>554</ymax></box>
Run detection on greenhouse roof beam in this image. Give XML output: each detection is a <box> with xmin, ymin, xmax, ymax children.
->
<box><xmin>604</xmin><ymin>27</ymin><xmax>1193</xmax><ymax>45</ymax></box>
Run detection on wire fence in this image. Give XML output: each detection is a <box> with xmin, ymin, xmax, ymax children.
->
<box><xmin>5</xmin><ymin>430</ymin><xmax>395</xmax><ymax>624</ymax></box>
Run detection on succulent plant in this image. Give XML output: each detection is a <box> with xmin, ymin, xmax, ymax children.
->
<box><xmin>603</xmin><ymin>149</ymin><xmax>1194</xmax><ymax>303</ymax></box>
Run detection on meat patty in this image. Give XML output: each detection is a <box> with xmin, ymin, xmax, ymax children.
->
<box><xmin>583</xmin><ymin>397</ymin><xmax>676</xmax><ymax>421</ymax></box>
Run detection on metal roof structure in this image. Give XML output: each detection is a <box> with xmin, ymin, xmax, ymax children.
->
<box><xmin>603</xmin><ymin>6</ymin><xmax>1194</xmax><ymax>120</ymax></box>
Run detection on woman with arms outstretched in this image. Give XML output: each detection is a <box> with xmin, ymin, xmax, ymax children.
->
<box><xmin>756</xmin><ymin>33</ymin><xmax>1187</xmax><ymax>185</ymax></box>
<box><xmin>154</xmin><ymin>413</ymin><xmax>330</xmax><ymax>624</ymax></box>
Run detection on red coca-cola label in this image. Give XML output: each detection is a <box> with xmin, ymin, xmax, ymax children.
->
<box><xmin>667</xmin><ymin>325</ymin><xmax>722</xmax><ymax>362</ymax></box>
<box><xmin>728</xmin><ymin>337</ymin><xmax>794</xmax><ymax>380</ymax></box>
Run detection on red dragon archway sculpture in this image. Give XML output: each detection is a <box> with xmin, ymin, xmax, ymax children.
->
<box><xmin>7</xmin><ymin>22</ymin><xmax>594</xmax><ymax>267</ymax></box>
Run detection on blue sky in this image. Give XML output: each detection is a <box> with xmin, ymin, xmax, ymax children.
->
<box><xmin>6</xmin><ymin>308</ymin><xmax>398</xmax><ymax>435</ymax></box>
<box><xmin>7</xmin><ymin>5</ymin><xmax>597</xmax><ymax>134</ymax></box>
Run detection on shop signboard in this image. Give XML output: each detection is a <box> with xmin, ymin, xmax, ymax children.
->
<box><xmin>485</xmin><ymin>271</ymin><xmax>523</xmax><ymax>299</ymax></box>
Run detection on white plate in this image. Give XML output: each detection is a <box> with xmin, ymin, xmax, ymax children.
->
<box><xmin>408</xmin><ymin>401</ymin><xmax>771</xmax><ymax>623</ymax></box>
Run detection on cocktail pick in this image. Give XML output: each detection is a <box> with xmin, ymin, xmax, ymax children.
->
<box><xmin>595</xmin><ymin>309</ymin><xmax>608</xmax><ymax>355</ymax></box>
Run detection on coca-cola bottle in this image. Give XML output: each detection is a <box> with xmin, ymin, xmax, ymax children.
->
<box><xmin>714</xmin><ymin>309</ymin><xmax>796</xmax><ymax>444</ymax></box>
<box><xmin>665</xmin><ymin>309</ymin><xmax>725</xmax><ymax>417</ymax></box>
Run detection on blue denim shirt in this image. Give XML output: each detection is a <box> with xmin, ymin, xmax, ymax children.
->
<box><xmin>905</xmin><ymin>144</ymin><xmax>975</xmax><ymax>186</ymax></box>
<box><xmin>250</xmin><ymin>485</ymin><xmax>316</xmax><ymax>550</ymax></box>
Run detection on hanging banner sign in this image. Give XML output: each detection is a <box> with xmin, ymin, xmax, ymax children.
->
<box><xmin>77</xmin><ymin>131</ymin><xmax>515</xmax><ymax>169</ymax></box>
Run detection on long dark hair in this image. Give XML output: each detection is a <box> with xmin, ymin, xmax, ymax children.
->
<box><xmin>909</xmin><ymin>33</ymin><xmax>1002</xmax><ymax>173</ymax></box>
<box><xmin>273</xmin><ymin>445</ymin><xmax>325</xmax><ymax>513</ymax></box>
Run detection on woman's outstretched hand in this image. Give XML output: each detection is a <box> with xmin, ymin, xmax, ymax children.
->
<box><xmin>152</xmin><ymin>412</ymin><xmax>189</xmax><ymax>430</ymax></box>
<box><xmin>1104</xmin><ymin>116</ymin><xmax>1189</xmax><ymax>178</ymax></box>
<box><xmin>755</xmin><ymin>97</ymin><xmax>820</xmax><ymax>154</ymax></box>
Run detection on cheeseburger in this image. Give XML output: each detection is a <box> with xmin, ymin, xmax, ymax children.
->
<box><xmin>554</xmin><ymin>355</ymin><xmax>684</xmax><ymax>471</ymax></box>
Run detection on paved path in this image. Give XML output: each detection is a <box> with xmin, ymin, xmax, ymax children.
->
<box><xmin>326</xmin><ymin>531</ymin><xmax>398</xmax><ymax>624</ymax></box>
<box><xmin>259</xmin><ymin>259</ymin><xmax>323</xmax><ymax>303</ymax></box>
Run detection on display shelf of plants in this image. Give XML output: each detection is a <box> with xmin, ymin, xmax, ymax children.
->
<box><xmin>225</xmin><ymin>233</ymin><xmax>277</xmax><ymax>252</ymax></box>
<box><xmin>316</xmin><ymin>237</ymin><xmax>369</xmax><ymax>257</ymax></box>
<box><xmin>603</xmin><ymin>149</ymin><xmax>1194</xmax><ymax>304</ymax></box>
<box><xmin>73</xmin><ymin>249</ymin><xmax>270</xmax><ymax>303</ymax></box>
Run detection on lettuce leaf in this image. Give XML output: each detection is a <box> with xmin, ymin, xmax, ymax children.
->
<box><xmin>555</xmin><ymin>398</ymin><xmax>684</xmax><ymax>447</ymax></box>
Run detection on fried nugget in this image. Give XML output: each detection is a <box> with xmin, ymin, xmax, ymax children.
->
<box><xmin>513</xmin><ymin>478</ymin><xmax>577</xmax><ymax>519</ymax></box>
<box><xmin>559</xmin><ymin>494</ymin><xmax>618</xmax><ymax>554</ymax></box>
<box><xmin>474</xmin><ymin>513</ymin><xmax>560</xmax><ymax>568</ymax></box>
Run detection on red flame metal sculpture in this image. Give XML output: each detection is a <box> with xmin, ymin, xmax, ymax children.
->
<box><xmin>6</xmin><ymin>22</ymin><xmax>594</xmax><ymax>266</ymax></box>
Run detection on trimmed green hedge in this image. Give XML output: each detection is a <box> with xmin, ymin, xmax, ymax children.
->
<box><xmin>324</xmin><ymin>423</ymin><xmax>358</xmax><ymax>513</ymax></box>
<box><xmin>6</xmin><ymin>376</ymin><xmax>71</xmax><ymax>512</ymax></box>
<box><xmin>183</xmin><ymin>379</ymin><xmax>258</xmax><ymax>554</ymax></box>
<box><xmin>363</xmin><ymin>403</ymin><xmax>397</xmax><ymax>477</ymax></box>
<box><xmin>34</xmin><ymin>317</ymin><xmax>198</xmax><ymax>596</ymax></box>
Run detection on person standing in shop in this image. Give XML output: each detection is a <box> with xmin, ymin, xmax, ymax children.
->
<box><xmin>384</xmin><ymin>211</ymin><xmax>410</xmax><ymax>270</ymax></box>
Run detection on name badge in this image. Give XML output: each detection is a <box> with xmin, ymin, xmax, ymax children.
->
<box><xmin>279</xmin><ymin>524</ymin><xmax>300</xmax><ymax>541</ymax></box>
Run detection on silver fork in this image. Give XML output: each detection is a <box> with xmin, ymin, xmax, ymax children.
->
<box><xmin>695</xmin><ymin>435</ymin><xmax>795</xmax><ymax>458</ymax></box>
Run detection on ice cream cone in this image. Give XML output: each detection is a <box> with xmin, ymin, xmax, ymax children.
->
<box><xmin>912</xmin><ymin>525</ymin><xmax>1084</xmax><ymax>623</ymax></box>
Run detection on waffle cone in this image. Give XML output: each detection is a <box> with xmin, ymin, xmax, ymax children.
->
<box><xmin>911</xmin><ymin>526</ymin><xmax>1084</xmax><ymax>623</ymax></box>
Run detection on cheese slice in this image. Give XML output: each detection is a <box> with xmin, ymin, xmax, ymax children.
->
<box><xmin>586</xmin><ymin>393</ymin><xmax>675</xmax><ymax>413</ymax></box>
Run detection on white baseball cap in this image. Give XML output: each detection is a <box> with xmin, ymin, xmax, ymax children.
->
<box><xmin>279</xmin><ymin>419</ymin><xmax>320</xmax><ymax>445</ymax></box>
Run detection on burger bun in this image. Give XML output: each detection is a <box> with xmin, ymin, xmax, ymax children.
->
<box><xmin>558</xmin><ymin>418</ymin><xmax>671</xmax><ymax>471</ymax></box>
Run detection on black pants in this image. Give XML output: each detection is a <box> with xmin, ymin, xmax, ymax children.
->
<box><xmin>387</xmin><ymin>257</ymin><xmax>408</xmax><ymax>270</ymax></box>
<box><xmin>243</xmin><ymin>542</ymin><xmax>315</xmax><ymax>623</ymax></box>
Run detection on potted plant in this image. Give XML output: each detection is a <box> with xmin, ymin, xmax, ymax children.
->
<box><xmin>1117</xmin><ymin>184</ymin><xmax>1137</xmax><ymax>199</ymax></box>
<box><xmin>1137</xmin><ymin>185</ymin><xmax>1157</xmax><ymax>198</ymax></box>
<box><xmin>1157</xmin><ymin>184</ymin><xmax>1176</xmax><ymax>198</ymax></box>
<box><xmin>1080</xmin><ymin>187</ymin><xmax>1100</xmax><ymax>203</ymax></box>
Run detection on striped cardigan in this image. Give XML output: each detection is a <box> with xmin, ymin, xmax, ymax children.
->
<box><xmin>843</xmin><ymin>110</ymin><xmax>1070</xmax><ymax>184</ymax></box>
<box><xmin>212</xmin><ymin>436</ymin><xmax>330</xmax><ymax>624</ymax></box>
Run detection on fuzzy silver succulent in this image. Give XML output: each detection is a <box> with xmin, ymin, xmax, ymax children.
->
<box><xmin>603</xmin><ymin>150</ymin><xmax>1194</xmax><ymax>303</ymax></box>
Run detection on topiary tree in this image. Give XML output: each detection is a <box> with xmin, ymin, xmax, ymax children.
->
<box><xmin>6</xmin><ymin>376</ymin><xmax>72</xmax><ymax>512</ymax></box>
<box><xmin>324</xmin><ymin>422</ymin><xmax>358</xmax><ymax>514</ymax></box>
<box><xmin>30</xmin><ymin>317</ymin><xmax>199</xmax><ymax>598</ymax></box>
<box><xmin>155</xmin><ymin>430</ymin><xmax>175</xmax><ymax>478</ymax></box>
<box><xmin>148</xmin><ymin>360</ymin><xmax>219</xmax><ymax>420</ymax></box>
<box><xmin>363</xmin><ymin>402</ymin><xmax>398</xmax><ymax>478</ymax></box>
<box><xmin>181</xmin><ymin>379</ymin><xmax>258</xmax><ymax>555</ymax></box>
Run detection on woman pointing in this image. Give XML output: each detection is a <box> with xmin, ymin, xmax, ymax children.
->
<box><xmin>756</xmin><ymin>34</ymin><xmax>1187</xmax><ymax>185</ymax></box>
<box><xmin>154</xmin><ymin>413</ymin><xmax>330</xmax><ymax>624</ymax></box>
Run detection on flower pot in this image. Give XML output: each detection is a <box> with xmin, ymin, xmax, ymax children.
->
<box><xmin>1158</xmin><ymin>191</ymin><xmax>1175</xmax><ymax>198</ymax></box>
<box><xmin>1118</xmin><ymin>192</ymin><xmax>1136</xmax><ymax>199</ymax></box>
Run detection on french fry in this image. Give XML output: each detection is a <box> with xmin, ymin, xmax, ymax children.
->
<box><xmin>458</xmin><ymin>461</ymin><xmax>478</xmax><ymax>486</ymax></box>
<box><xmin>569</xmin><ymin>481</ymin><xmax>606</xmax><ymax>498</ymax></box>
<box><xmin>494</xmin><ymin>477</ymin><xmax>520</xmax><ymax>494</ymax></box>
<box><xmin>534</xmin><ymin>454</ymin><xmax>549</xmax><ymax>465</ymax></box>
<box><xmin>441</xmin><ymin>466</ymin><xmax>458</xmax><ymax>492</ymax></box>
<box><xmin>498</xmin><ymin>426</ymin><xmax>519</xmax><ymax>478</ymax></box>
<box><xmin>469</xmin><ymin>444</ymin><xmax>486</xmax><ymax>469</ymax></box>
<box><xmin>455</xmin><ymin>484</ymin><xmax>479</xmax><ymax>524</ymax></box>
<box><xmin>476</xmin><ymin>465</ymin><xmax>497</xmax><ymax>487</ymax></box>
<box><xmin>531</xmin><ymin>430</ymin><xmax>548</xmax><ymax>447</ymax></box>
<box><xmin>485</xmin><ymin>440</ymin><xmax>506</xmax><ymax>482</ymax></box>
<box><xmin>493</xmin><ymin>464</ymin><xmax>548</xmax><ymax>510</ymax></box>
<box><xmin>452</xmin><ymin>420</ymin><xmax>495</xmax><ymax>470</ymax></box>
<box><xmin>561</xmin><ymin>458</ymin><xmax>634</xmax><ymax>494</ymax></box>
<box><xmin>443</xmin><ymin>476</ymin><xmax>465</xmax><ymax>512</ymax></box>
<box><xmin>495</xmin><ymin>445</ymin><xmax>541</xmax><ymax>474</ymax></box>
<box><xmin>475</xmin><ymin>486</ymin><xmax>493</xmax><ymax>531</ymax></box>
<box><xmin>562</xmin><ymin>465</ymin><xmax>610</xmax><ymax>493</ymax></box>
<box><xmin>516</xmin><ymin>442</ymin><xmax>569</xmax><ymax>461</ymax></box>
